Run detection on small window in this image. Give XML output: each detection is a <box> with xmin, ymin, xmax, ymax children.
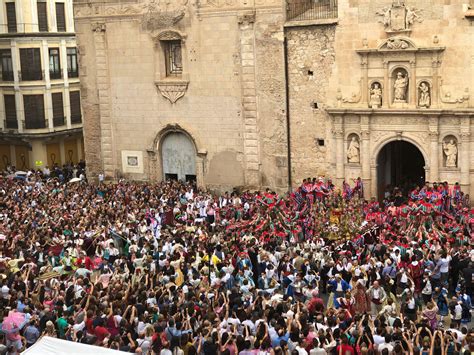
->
<box><xmin>37</xmin><ymin>2</ymin><xmax>48</xmax><ymax>32</ymax></box>
<box><xmin>6</xmin><ymin>3</ymin><xmax>17</xmax><ymax>33</ymax></box>
<box><xmin>164</xmin><ymin>40</ymin><xmax>183</xmax><ymax>77</ymax></box>
<box><xmin>66</xmin><ymin>48</ymin><xmax>78</xmax><ymax>78</ymax></box>
<box><xmin>69</xmin><ymin>91</ymin><xmax>81</xmax><ymax>124</ymax></box>
<box><xmin>55</xmin><ymin>2</ymin><xmax>66</xmax><ymax>32</ymax></box>
<box><xmin>0</xmin><ymin>50</ymin><xmax>14</xmax><ymax>81</ymax></box>
<box><xmin>4</xmin><ymin>95</ymin><xmax>18</xmax><ymax>129</ymax></box>
<box><xmin>23</xmin><ymin>94</ymin><xmax>46</xmax><ymax>129</ymax></box>
<box><xmin>52</xmin><ymin>92</ymin><xmax>64</xmax><ymax>126</ymax></box>
<box><xmin>20</xmin><ymin>48</ymin><xmax>42</xmax><ymax>81</ymax></box>
<box><xmin>49</xmin><ymin>48</ymin><xmax>61</xmax><ymax>79</ymax></box>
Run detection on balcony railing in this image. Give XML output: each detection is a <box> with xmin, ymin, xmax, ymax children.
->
<box><xmin>53</xmin><ymin>116</ymin><xmax>65</xmax><ymax>127</ymax></box>
<box><xmin>1</xmin><ymin>70</ymin><xmax>14</xmax><ymax>81</ymax></box>
<box><xmin>68</xmin><ymin>69</ymin><xmax>79</xmax><ymax>78</ymax></box>
<box><xmin>49</xmin><ymin>70</ymin><xmax>63</xmax><ymax>80</ymax></box>
<box><xmin>23</xmin><ymin>119</ymin><xmax>47</xmax><ymax>129</ymax></box>
<box><xmin>286</xmin><ymin>0</ymin><xmax>338</xmax><ymax>21</ymax></box>
<box><xmin>19</xmin><ymin>69</ymin><xmax>43</xmax><ymax>81</ymax></box>
<box><xmin>4</xmin><ymin>119</ymin><xmax>18</xmax><ymax>129</ymax></box>
<box><xmin>71</xmin><ymin>115</ymin><xmax>82</xmax><ymax>124</ymax></box>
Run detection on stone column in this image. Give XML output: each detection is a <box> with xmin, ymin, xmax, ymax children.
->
<box><xmin>409</xmin><ymin>59</ymin><xmax>416</xmax><ymax>106</ymax></box>
<box><xmin>431</xmin><ymin>57</ymin><xmax>441</xmax><ymax>108</ymax></box>
<box><xmin>41</xmin><ymin>40</ymin><xmax>53</xmax><ymax>131</ymax></box>
<box><xmin>460</xmin><ymin>117</ymin><xmax>471</xmax><ymax>190</ymax></box>
<box><xmin>196</xmin><ymin>155</ymin><xmax>205</xmax><ymax>189</ymax></box>
<box><xmin>48</xmin><ymin>0</ymin><xmax>57</xmax><ymax>32</ymax></box>
<box><xmin>360</xmin><ymin>115</ymin><xmax>370</xmax><ymax>198</ymax></box>
<box><xmin>428</xmin><ymin>117</ymin><xmax>439</xmax><ymax>183</ymax></box>
<box><xmin>334</xmin><ymin>115</ymin><xmax>344</xmax><ymax>185</ymax></box>
<box><xmin>382</xmin><ymin>59</ymin><xmax>389</xmax><ymax>107</ymax></box>
<box><xmin>361</xmin><ymin>55</ymin><xmax>368</xmax><ymax>105</ymax></box>
<box><xmin>92</xmin><ymin>22</ymin><xmax>114</xmax><ymax>179</ymax></box>
<box><xmin>238</xmin><ymin>11</ymin><xmax>260</xmax><ymax>187</ymax></box>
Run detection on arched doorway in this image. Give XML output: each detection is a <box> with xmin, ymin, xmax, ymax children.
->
<box><xmin>161</xmin><ymin>132</ymin><xmax>196</xmax><ymax>182</ymax></box>
<box><xmin>377</xmin><ymin>140</ymin><xmax>425</xmax><ymax>200</ymax></box>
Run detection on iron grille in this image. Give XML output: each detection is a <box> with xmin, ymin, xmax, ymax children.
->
<box><xmin>286</xmin><ymin>0</ymin><xmax>338</xmax><ymax>21</ymax></box>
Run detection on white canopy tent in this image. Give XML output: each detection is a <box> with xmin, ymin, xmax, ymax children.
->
<box><xmin>22</xmin><ymin>337</ymin><xmax>129</xmax><ymax>355</ymax></box>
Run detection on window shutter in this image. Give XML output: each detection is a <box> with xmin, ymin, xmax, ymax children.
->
<box><xmin>55</xmin><ymin>3</ymin><xmax>66</xmax><ymax>32</ymax></box>
<box><xmin>69</xmin><ymin>91</ymin><xmax>81</xmax><ymax>123</ymax></box>
<box><xmin>23</xmin><ymin>95</ymin><xmax>45</xmax><ymax>129</ymax></box>
<box><xmin>4</xmin><ymin>95</ymin><xmax>18</xmax><ymax>129</ymax></box>
<box><xmin>6</xmin><ymin>3</ymin><xmax>17</xmax><ymax>33</ymax></box>
<box><xmin>20</xmin><ymin>49</ymin><xmax>42</xmax><ymax>81</ymax></box>
<box><xmin>37</xmin><ymin>2</ymin><xmax>48</xmax><ymax>32</ymax></box>
<box><xmin>52</xmin><ymin>93</ymin><xmax>64</xmax><ymax>126</ymax></box>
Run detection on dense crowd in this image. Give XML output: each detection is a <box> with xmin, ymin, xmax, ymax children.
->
<box><xmin>0</xmin><ymin>170</ymin><xmax>473</xmax><ymax>355</ymax></box>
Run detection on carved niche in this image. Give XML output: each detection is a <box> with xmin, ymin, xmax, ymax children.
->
<box><xmin>350</xmin><ymin>37</ymin><xmax>445</xmax><ymax>109</ymax></box>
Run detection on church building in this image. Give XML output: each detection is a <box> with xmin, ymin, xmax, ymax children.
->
<box><xmin>73</xmin><ymin>0</ymin><xmax>474</xmax><ymax>198</ymax></box>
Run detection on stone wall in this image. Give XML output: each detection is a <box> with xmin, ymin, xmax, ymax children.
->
<box><xmin>75</xmin><ymin>23</ymin><xmax>103</xmax><ymax>181</ymax></box>
<box><xmin>286</xmin><ymin>25</ymin><xmax>336</xmax><ymax>184</ymax></box>
<box><xmin>254</xmin><ymin>12</ymin><xmax>288</xmax><ymax>190</ymax></box>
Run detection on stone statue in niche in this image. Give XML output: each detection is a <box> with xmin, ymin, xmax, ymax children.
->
<box><xmin>347</xmin><ymin>136</ymin><xmax>360</xmax><ymax>163</ymax></box>
<box><xmin>369</xmin><ymin>83</ymin><xmax>382</xmax><ymax>108</ymax></box>
<box><xmin>394</xmin><ymin>71</ymin><xmax>408</xmax><ymax>102</ymax></box>
<box><xmin>443</xmin><ymin>139</ymin><xmax>458</xmax><ymax>167</ymax></box>
<box><xmin>418</xmin><ymin>82</ymin><xmax>430</xmax><ymax>108</ymax></box>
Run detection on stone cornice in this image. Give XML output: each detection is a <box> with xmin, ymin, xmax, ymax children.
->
<box><xmin>326</xmin><ymin>108</ymin><xmax>474</xmax><ymax>117</ymax></box>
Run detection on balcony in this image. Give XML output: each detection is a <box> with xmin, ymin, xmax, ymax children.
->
<box><xmin>67</xmin><ymin>69</ymin><xmax>79</xmax><ymax>78</ymax></box>
<box><xmin>53</xmin><ymin>116</ymin><xmax>66</xmax><ymax>127</ymax></box>
<box><xmin>4</xmin><ymin>119</ymin><xmax>18</xmax><ymax>129</ymax></box>
<box><xmin>49</xmin><ymin>70</ymin><xmax>63</xmax><ymax>80</ymax></box>
<box><xmin>19</xmin><ymin>69</ymin><xmax>43</xmax><ymax>81</ymax></box>
<box><xmin>286</xmin><ymin>0</ymin><xmax>338</xmax><ymax>22</ymax></box>
<box><xmin>1</xmin><ymin>70</ymin><xmax>14</xmax><ymax>82</ymax></box>
<box><xmin>71</xmin><ymin>114</ymin><xmax>82</xmax><ymax>124</ymax></box>
<box><xmin>23</xmin><ymin>119</ymin><xmax>47</xmax><ymax>130</ymax></box>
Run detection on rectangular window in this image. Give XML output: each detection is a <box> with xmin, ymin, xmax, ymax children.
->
<box><xmin>0</xmin><ymin>50</ymin><xmax>14</xmax><ymax>81</ymax></box>
<box><xmin>49</xmin><ymin>48</ymin><xmax>61</xmax><ymax>79</ymax></box>
<box><xmin>164</xmin><ymin>40</ymin><xmax>183</xmax><ymax>76</ymax></box>
<box><xmin>55</xmin><ymin>3</ymin><xmax>66</xmax><ymax>32</ymax></box>
<box><xmin>69</xmin><ymin>91</ymin><xmax>81</xmax><ymax>124</ymax></box>
<box><xmin>4</xmin><ymin>95</ymin><xmax>18</xmax><ymax>129</ymax></box>
<box><xmin>66</xmin><ymin>48</ymin><xmax>78</xmax><ymax>78</ymax></box>
<box><xmin>23</xmin><ymin>95</ymin><xmax>46</xmax><ymax>129</ymax></box>
<box><xmin>52</xmin><ymin>92</ymin><xmax>64</xmax><ymax>126</ymax></box>
<box><xmin>6</xmin><ymin>3</ymin><xmax>17</xmax><ymax>33</ymax></box>
<box><xmin>37</xmin><ymin>2</ymin><xmax>48</xmax><ymax>32</ymax></box>
<box><xmin>20</xmin><ymin>48</ymin><xmax>42</xmax><ymax>81</ymax></box>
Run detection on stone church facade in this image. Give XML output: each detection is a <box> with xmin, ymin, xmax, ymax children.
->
<box><xmin>73</xmin><ymin>0</ymin><xmax>474</xmax><ymax>198</ymax></box>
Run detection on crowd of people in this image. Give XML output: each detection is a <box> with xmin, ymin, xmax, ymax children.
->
<box><xmin>0</xmin><ymin>170</ymin><xmax>473</xmax><ymax>355</ymax></box>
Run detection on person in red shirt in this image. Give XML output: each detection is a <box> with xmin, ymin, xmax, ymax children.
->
<box><xmin>94</xmin><ymin>318</ymin><xmax>110</xmax><ymax>344</ymax></box>
<box><xmin>307</xmin><ymin>290</ymin><xmax>325</xmax><ymax>314</ymax></box>
<box><xmin>336</xmin><ymin>335</ymin><xmax>355</xmax><ymax>355</ymax></box>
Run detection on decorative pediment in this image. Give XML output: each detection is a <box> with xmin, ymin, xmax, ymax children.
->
<box><xmin>155</xmin><ymin>80</ymin><xmax>189</xmax><ymax>104</ymax></box>
<box><xmin>378</xmin><ymin>37</ymin><xmax>417</xmax><ymax>51</ymax></box>
<box><xmin>151</xmin><ymin>29</ymin><xmax>187</xmax><ymax>42</ymax></box>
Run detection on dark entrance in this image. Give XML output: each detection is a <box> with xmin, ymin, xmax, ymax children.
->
<box><xmin>377</xmin><ymin>141</ymin><xmax>425</xmax><ymax>200</ymax></box>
